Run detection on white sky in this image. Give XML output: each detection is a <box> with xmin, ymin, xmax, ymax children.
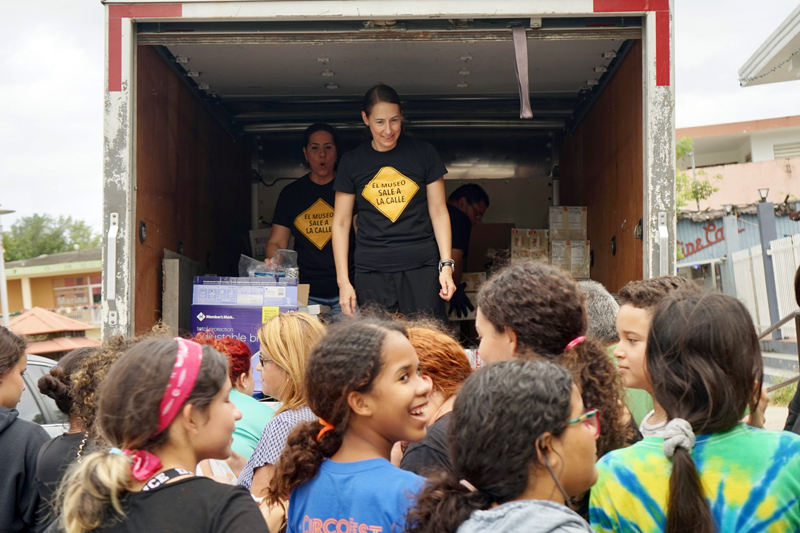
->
<box><xmin>1</xmin><ymin>1</ymin><xmax>799</xmax><ymax>232</ymax></box>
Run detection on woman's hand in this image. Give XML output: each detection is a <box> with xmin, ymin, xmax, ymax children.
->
<box><xmin>339</xmin><ymin>283</ymin><xmax>358</xmax><ymax>316</ymax></box>
<box><xmin>439</xmin><ymin>267</ymin><xmax>456</xmax><ymax>301</ymax></box>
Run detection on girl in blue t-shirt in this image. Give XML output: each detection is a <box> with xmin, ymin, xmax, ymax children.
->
<box><xmin>266</xmin><ymin>318</ymin><xmax>432</xmax><ymax>533</ymax></box>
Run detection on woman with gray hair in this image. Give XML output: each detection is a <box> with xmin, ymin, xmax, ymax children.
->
<box><xmin>577</xmin><ymin>280</ymin><xmax>619</xmax><ymax>346</ymax></box>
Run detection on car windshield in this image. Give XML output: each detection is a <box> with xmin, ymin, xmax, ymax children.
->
<box><xmin>21</xmin><ymin>362</ymin><xmax>69</xmax><ymax>425</ymax></box>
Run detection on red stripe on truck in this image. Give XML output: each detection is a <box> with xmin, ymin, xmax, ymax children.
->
<box><xmin>108</xmin><ymin>4</ymin><xmax>183</xmax><ymax>92</ymax></box>
<box><xmin>593</xmin><ymin>0</ymin><xmax>669</xmax><ymax>11</ymax></box>
<box><xmin>655</xmin><ymin>10</ymin><xmax>670</xmax><ymax>86</ymax></box>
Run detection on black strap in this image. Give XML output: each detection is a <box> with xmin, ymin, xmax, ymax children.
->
<box><xmin>141</xmin><ymin>468</ymin><xmax>193</xmax><ymax>492</ymax></box>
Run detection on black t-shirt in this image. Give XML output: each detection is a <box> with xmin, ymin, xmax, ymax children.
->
<box><xmin>57</xmin><ymin>477</ymin><xmax>268</xmax><ymax>533</ymax></box>
<box><xmin>334</xmin><ymin>135</ymin><xmax>448</xmax><ymax>272</ymax></box>
<box><xmin>400</xmin><ymin>412</ymin><xmax>452</xmax><ymax>477</ymax></box>
<box><xmin>273</xmin><ymin>174</ymin><xmax>354</xmax><ymax>298</ymax></box>
<box><xmin>36</xmin><ymin>432</ymin><xmax>86</xmax><ymax>506</ymax></box>
<box><xmin>447</xmin><ymin>204</ymin><xmax>471</xmax><ymax>257</ymax></box>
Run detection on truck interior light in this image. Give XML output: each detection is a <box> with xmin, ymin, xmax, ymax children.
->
<box><xmin>456</xmin><ymin>81</ymin><xmax>469</xmax><ymax>88</ymax></box>
<box><xmin>174</xmin><ymin>56</ymin><xmax>189</xmax><ymax>64</ymax></box>
<box><xmin>322</xmin><ymin>69</ymin><xmax>335</xmax><ymax>77</ymax></box>
<box><xmin>317</xmin><ymin>56</ymin><xmax>330</xmax><ymax>64</ymax></box>
<box><xmin>586</xmin><ymin>79</ymin><xmax>599</xmax><ymax>86</ymax></box>
<box><xmin>458</xmin><ymin>68</ymin><xmax>471</xmax><ymax>76</ymax></box>
<box><xmin>602</xmin><ymin>51</ymin><xmax>617</xmax><ymax>59</ymax></box>
<box><xmin>759</xmin><ymin>188</ymin><xmax>769</xmax><ymax>202</ymax></box>
<box><xmin>594</xmin><ymin>66</ymin><xmax>608</xmax><ymax>73</ymax></box>
<box><xmin>326</xmin><ymin>83</ymin><xmax>339</xmax><ymax>90</ymax></box>
<box><xmin>198</xmin><ymin>83</ymin><xmax>210</xmax><ymax>90</ymax></box>
<box><xmin>186</xmin><ymin>71</ymin><xmax>200</xmax><ymax>77</ymax></box>
<box><xmin>461</xmin><ymin>54</ymin><xmax>473</xmax><ymax>62</ymax></box>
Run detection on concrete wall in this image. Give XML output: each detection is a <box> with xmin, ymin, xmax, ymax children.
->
<box><xmin>695</xmin><ymin>157</ymin><xmax>800</xmax><ymax>210</ymax></box>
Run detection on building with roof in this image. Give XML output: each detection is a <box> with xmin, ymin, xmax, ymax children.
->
<box><xmin>10</xmin><ymin>307</ymin><xmax>100</xmax><ymax>360</ymax></box>
<box><xmin>3</xmin><ymin>248</ymin><xmax>102</xmax><ymax>335</ymax></box>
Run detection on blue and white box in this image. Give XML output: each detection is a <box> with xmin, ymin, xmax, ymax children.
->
<box><xmin>192</xmin><ymin>284</ymin><xmax>298</xmax><ymax>307</ymax></box>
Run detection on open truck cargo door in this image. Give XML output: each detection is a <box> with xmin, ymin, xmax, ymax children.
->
<box><xmin>101</xmin><ymin>1</ymin><xmax>675</xmax><ymax>338</ymax></box>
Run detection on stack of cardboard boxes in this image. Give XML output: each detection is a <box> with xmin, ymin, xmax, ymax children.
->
<box><xmin>548</xmin><ymin>206</ymin><xmax>590</xmax><ymax>279</ymax></box>
<box><xmin>190</xmin><ymin>276</ymin><xmax>299</xmax><ymax>356</ymax></box>
<box><xmin>507</xmin><ymin>207</ymin><xmax>590</xmax><ymax>279</ymax></box>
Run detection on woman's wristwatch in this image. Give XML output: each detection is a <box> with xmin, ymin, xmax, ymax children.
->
<box><xmin>439</xmin><ymin>259</ymin><xmax>455</xmax><ymax>273</ymax></box>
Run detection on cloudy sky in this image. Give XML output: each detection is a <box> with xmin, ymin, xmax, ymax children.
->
<box><xmin>1</xmin><ymin>1</ymin><xmax>799</xmax><ymax>232</ymax></box>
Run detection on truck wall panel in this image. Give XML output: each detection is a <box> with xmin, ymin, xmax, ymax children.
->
<box><xmin>559</xmin><ymin>40</ymin><xmax>643</xmax><ymax>292</ymax></box>
<box><xmin>135</xmin><ymin>45</ymin><xmax>250</xmax><ymax>334</ymax></box>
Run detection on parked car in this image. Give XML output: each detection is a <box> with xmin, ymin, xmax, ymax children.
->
<box><xmin>17</xmin><ymin>355</ymin><xmax>68</xmax><ymax>438</ymax></box>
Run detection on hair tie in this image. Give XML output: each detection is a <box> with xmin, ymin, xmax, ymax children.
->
<box><xmin>317</xmin><ymin>418</ymin><xmax>335</xmax><ymax>441</ymax></box>
<box><xmin>123</xmin><ymin>449</ymin><xmax>163</xmax><ymax>481</ymax></box>
<box><xmin>565</xmin><ymin>336</ymin><xmax>586</xmax><ymax>352</ymax></box>
<box><xmin>459</xmin><ymin>479</ymin><xmax>478</xmax><ymax>492</ymax></box>
<box><xmin>662</xmin><ymin>418</ymin><xmax>696</xmax><ymax>460</ymax></box>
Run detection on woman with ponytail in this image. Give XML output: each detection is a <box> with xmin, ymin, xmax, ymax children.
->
<box><xmin>590</xmin><ymin>292</ymin><xmax>800</xmax><ymax>533</ymax></box>
<box><xmin>49</xmin><ymin>337</ymin><xmax>268</xmax><ymax>533</ymax></box>
<box><xmin>475</xmin><ymin>261</ymin><xmax>632</xmax><ymax>459</ymax></box>
<box><xmin>406</xmin><ymin>360</ymin><xmax>597</xmax><ymax>533</ymax></box>
<box><xmin>267</xmin><ymin>318</ymin><xmax>432</xmax><ymax>533</ymax></box>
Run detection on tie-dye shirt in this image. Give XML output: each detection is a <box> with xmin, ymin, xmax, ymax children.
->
<box><xmin>589</xmin><ymin>424</ymin><xmax>800</xmax><ymax>533</ymax></box>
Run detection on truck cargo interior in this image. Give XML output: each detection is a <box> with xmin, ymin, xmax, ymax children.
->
<box><xmin>132</xmin><ymin>17</ymin><xmax>645</xmax><ymax>333</ymax></box>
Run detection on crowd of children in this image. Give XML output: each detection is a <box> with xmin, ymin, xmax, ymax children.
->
<box><xmin>2</xmin><ymin>260</ymin><xmax>800</xmax><ymax>533</ymax></box>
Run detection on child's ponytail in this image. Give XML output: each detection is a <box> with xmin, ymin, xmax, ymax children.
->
<box><xmin>666</xmin><ymin>444</ymin><xmax>714</xmax><ymax>533</ymax></box>
<box><xmin>59</xmin><ymin>452</ymin><xmax>133</xmax><ymax>533</ymax></box>
<box><xmin>267</xmin><ymin>419</ymin><xmax>346</xmax><ymax>504</ymax></box>
<box><xmin>406</xmin><ymin>472</ymin><xmax>492</xmax><ymax>533</ymax></box>
<box><xmin>267</xmin><ymin>318</ymin><xmax>406</xmax><ymax>501</ymax></box>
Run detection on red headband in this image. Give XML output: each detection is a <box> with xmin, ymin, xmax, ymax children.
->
<box><xmin>156</xmin><ymin>338</ymin><xmax>203</xmax><ymax>434</ymax></box>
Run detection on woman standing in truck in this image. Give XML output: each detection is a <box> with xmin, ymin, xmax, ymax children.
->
<box><xmin>265</xmin><ymin>123</ymin><xmax>352</xmax><ymax>314</ymax></box>
<box><xmin>332</xmin><ymin>84</ymin><xmax>455</xmax><ymax>320</ymax></box>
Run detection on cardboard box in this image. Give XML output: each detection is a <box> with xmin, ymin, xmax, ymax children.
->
<box><xmin>192</xmin><ymin>284</ymin><xmax>298</xmax><ymax>307</ymax></box>
<box><xmin>511</xmin><ymin>228</ymin><xmax>550</xmax><ymax>263</ymax></box>
<box><xmin>549</xmin><ymin>206</ymin><xmax>588</xmax><ymax>241</ymax></box>
<box><xmin>191</xmin><ymin>304</ymin><xmax>297</xmax><ymax>396</ymax></box>
<box><xmin>550</xmin><ymin>240</ymin><xmax>591</xmax><ymax>279</ymax></box>
<box><xmin>462</xmin><ymin>272</ymin><xmax>487</xmax><ymax>292</ymax></box>
<box><xmin>190</xmin><ymin>304</ymin><xmax>297</xmax><ymax>355</ymax></box>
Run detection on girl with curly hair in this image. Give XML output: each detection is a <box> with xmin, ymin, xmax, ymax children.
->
<box><xmin>475</xmin><ymin>261</ymin><xmax>632</xmax><ymax>459</ymax></box>
<box><xmin>265</xmin><ymin>318</ymin><xmax>432</xmax><ymax>533</ymax></box>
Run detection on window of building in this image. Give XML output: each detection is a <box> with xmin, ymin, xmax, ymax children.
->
<box><xmin>774</xmin><ymin>142</ymin><xmax>800</xmax><ymax>159</ymax></box>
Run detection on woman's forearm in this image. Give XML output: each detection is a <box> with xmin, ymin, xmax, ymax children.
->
<box><xmin>332</xmin><ymin>192</ymin><xmax>355</xmax><ymax>286</ymax></box>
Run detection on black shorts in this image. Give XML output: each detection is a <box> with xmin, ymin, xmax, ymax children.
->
<box><xmin>355</xmin><ymin>266</ymin><xmax>446</xmax><ymax>322</ymax></box>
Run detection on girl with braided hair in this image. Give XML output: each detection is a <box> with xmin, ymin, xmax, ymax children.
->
<box><xmin>266</xmin><ymin>318</ymin><xmax>432</xmax><ymax>533</ymax></box>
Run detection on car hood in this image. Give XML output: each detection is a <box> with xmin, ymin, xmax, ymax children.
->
<box><xmin>0</xmin><ymin>406</ymin><xmax>19</xmax><ymax>434</ymax></box>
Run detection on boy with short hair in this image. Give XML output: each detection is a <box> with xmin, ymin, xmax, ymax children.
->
<box><xmin>614</xmin><ymin>276</ymin><xmax>701</xmax><ymax>435</ymax></box>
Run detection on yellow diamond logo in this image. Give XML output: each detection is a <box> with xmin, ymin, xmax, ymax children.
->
<box><xmin>294</xmin><ymin>198</ymin><xmax>334</xmax><ymax>250</ymax></box>
<box><xmin>361</xmin><ymin>167</ymin><xmax>419</xmax><ymax>223</ymax></box>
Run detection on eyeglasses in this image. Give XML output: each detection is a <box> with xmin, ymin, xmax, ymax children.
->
<box><xmin>566</xmin><ymin>408</ymin><xmax>601</xmax><ymax>437</ymax></box>
<box><xmin>258</xmin><ymin>353</ymin><xmax>274</xmax><ymax>367</ymax></box>
<box><xmin>469</xmin><ymin>203</ymin><xmax>486</xmax><ymax>221</ymax></box>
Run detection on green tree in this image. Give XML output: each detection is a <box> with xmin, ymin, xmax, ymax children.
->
<box><xmin>2</xmin><ymin>214</ymin><xmax>101</xmax><ymax>261</ymax></box>
<box><xmin>676</xmin><ymin>136</ymin><xmax>723</xmax><ymax>210</ymax></box>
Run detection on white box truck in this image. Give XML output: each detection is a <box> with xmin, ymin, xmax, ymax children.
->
<box><xmin>101</xmin><ymin>0</ymin><xmax>676</xmax><ymax>337</ymax></box>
